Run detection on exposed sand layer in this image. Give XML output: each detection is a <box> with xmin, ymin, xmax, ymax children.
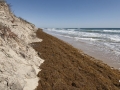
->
<box><xmin>32</xmin><ymin>29</ymin><xmax>120</xmax><ymax>90</ymax></box>
<box><xmin>0</xmin><ymin>2</ymin><xmax>44</xmax><ymax>90</ymax></box>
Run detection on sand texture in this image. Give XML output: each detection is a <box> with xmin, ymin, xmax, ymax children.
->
<box><xmin>0</xmin><ymin>2</ymin><xmax>44</xmax><ymax>90</ymax></box>
<box><xmin>32</xmin><ymin>29</ymin><xmax>120</xmax><ymax>90</ymax></box>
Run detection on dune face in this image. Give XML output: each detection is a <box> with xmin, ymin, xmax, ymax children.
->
<box><xmin>0</xmin><ymin>1</ymin><xmax>44</xmax><ymax>90</ymax></box>
<box><xmin>33</xmin><ymin>29</ymin><xmax>120</xmax><ymax>90</ymax></box>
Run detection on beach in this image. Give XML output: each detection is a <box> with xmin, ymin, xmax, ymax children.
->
<box><xmin>32</xmin><ymin>29</ymin><xmax>120</xmax><ymax>90</ymax></box>
<box><xmin>43</xmin><ymin>28</ymin><xmax>120</xmax><ymax>69</ymax></box>
<box><xmin>1</xmin><ymin>1</ymin><xmax>120</xmax><ymax>90</ymax></box>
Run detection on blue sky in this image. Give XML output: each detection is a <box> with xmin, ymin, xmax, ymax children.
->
<box><xmin>7</xmin><ymin>0</ymin><xmax>120</xmax><ymax>28</ymax></box>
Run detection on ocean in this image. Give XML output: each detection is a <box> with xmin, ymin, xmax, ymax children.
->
<box><xmin>43</xmin><ymin>28</ymin><xmax>120</xmax><ymax>69</ymax></box>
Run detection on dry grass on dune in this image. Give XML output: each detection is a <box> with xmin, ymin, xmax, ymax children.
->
<box><xmin>32</xmin><ymin>29</ymin><xmax>120</xmax><ymax>90</ymax></box>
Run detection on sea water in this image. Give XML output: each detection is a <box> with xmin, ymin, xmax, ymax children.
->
<box><xmin>43</xmin><ymin>28</ymin><xmax>120</xmax><ymax>69</ymax></box>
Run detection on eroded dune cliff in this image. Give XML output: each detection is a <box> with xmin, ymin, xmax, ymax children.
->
<box><xmin>0</xmin><ymin>1</ymin><xmax>44</xmax><ymax>90</ymax></box>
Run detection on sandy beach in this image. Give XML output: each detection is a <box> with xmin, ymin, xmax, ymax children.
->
<box><xmin>1</xmin><ymin>1</ymin><xmax>120</xmax><ymax>90</ymax></box>
<box><xmin>44</xmin><ymin>28</ymin><xmax>120</xmax><ymax>69</ymax></box>
<box><xmin>32</xmin><ymin>29</ymin><xmax>120</xmax><ymax>90</ymax></box>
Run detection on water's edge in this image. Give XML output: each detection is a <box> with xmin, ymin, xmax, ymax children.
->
<box><xmin>43</xmin><ymin>29</ymin><xmax>120</xmax><ymax>69</ymax></box>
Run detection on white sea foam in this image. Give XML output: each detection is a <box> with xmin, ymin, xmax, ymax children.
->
<box><xmin>64</xmin><ymin>35</ymin><xmax>73</xmax><ymax>38</ymax></box>
<box><xmin>44</xmin><ymin>28</ymin><xmax>120</xmax><ymax>54</ymax></box>
<box><xmin>103</xmin><ymin>30</ymin><xmax>120</xmax><ymax>33</ymax></box>
<box><xmin>45</xmin><ymin>28</ymin><xmax>120</xmax><ymax>42</ymax></box>
<box><xmin>109</xmin><ymin>35</ymin><xmax>120</xmax><ymax>42</ymax></box>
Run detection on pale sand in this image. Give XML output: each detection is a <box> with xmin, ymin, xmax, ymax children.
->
<box><xmin>23</xmin><ymin>65</ymin><xmax>40</xmax><ymax>90</ymax></box>
<box><xmin>0</xmin><ymin>2</ymin><xmax>44</xmax><ymax>89</ymax></box>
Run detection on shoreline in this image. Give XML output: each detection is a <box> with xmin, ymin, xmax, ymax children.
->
<box><xmin>33</xmin><ymin>29</ymin><xmax>120</xmax><ymax>90</ymax></box>
<box><xmin>43</xmin><ymin>29</ymin><xmax>120</xmax><ymax>69</ymax></box>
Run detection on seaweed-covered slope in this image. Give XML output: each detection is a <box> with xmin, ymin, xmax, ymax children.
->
<box><xmin>33</xmin><ymin>29</ymin><xmax>120</xmax><ymax>90</ymax></box>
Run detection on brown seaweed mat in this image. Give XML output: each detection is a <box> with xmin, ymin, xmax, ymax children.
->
<box><xmin>32</xmin><ymin>29</ymin><xmax>120</xmax><ymax>90</ymax></box>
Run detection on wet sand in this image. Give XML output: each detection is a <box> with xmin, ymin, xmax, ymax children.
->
<box><xmin>32</xmin><ymin>29</ymin><xmax>120</xmax><ymax>90</ymax></box>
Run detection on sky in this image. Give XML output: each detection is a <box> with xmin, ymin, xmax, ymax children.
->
<box><xmin>6</xmin><ymin>0</ymin><xmax>120</xmax><ymax>28</ymax></box>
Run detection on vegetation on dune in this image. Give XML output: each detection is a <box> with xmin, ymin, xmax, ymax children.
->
<box><xmin>19</xmin><ymin>17</ymin><xmax>31</xmax><ymax>24</ymax></box>
<box><xmin>0</xmin><ymin>0</ymin><xmax>6</xmax><ymax>2</ymax></box>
